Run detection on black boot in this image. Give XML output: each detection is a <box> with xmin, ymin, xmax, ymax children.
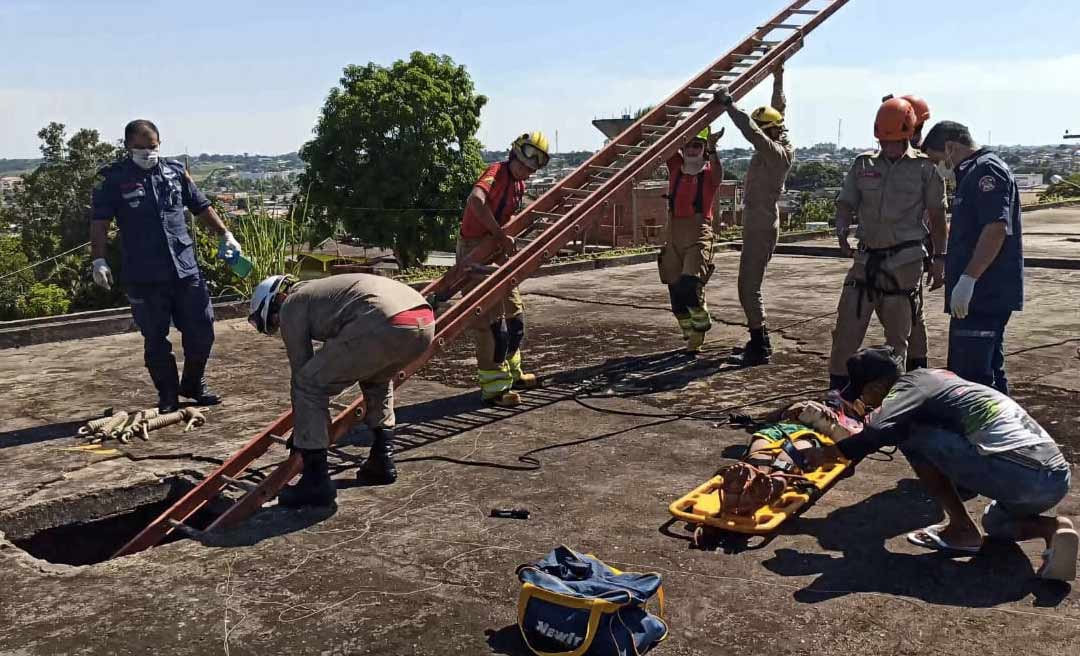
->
<box><xmin>278</xmin><ymin>448</ymin><xmax>337</xmax><ymax>508</ymax></box>
<box><xmin>728</xmin><ymin>328</ymin><xmax>771</xmax><ymax>366</ymax></box>
<box><xmin>147</xmin><ymin>355</ymin><xmax>180</xmax><ymax>413</ymax></box>
<box><xmin>906</xmin><ymin>357</ymin><xmax>928</xmax><ymax>372</ymax></box>
<box><xmin>357</xmin><ymin>427</ymin><xmax>397</xmax><ymax>485</ymax></box>
<box><xmin>180</xmin><ymin>358</ymin><xmax>222</xmax><ymax>405</ymax></box>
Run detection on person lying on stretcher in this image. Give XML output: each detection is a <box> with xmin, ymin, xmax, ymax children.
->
<box><xmin>716</xmin><ymin>393</ymin><xmax>864</xmax><ymax>516</ymax></box>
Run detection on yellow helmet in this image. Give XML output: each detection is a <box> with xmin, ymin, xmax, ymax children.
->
<box><xmin>751</xmin><ymin>106</ymin><xmax>785</xmax><ymax>131</ymax></box>
<box><xmin>691</xmin><ymin>126</ymin><xmax>711</xmax><ymax>143</ymax></box>
<box><xmin>511</xmin><ymin>131</ymin><xmax>551</xmax><ymax>170</ymax></box>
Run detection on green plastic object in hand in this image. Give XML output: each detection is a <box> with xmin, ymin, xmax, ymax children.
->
<box><xmin>228</xmin><ymin>253</ymin><xmax>254</xmax><ymax>279</ymax></box>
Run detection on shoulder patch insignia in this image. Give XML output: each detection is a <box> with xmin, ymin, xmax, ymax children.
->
<box><xmin>481</xmin><ymin>175</ymin><xmax>496</xmax><ymax>185</ymax></box>
<box><xmin>979</xmin><ymin>175</ymin><xmax>996</xmax><ymax>192</ymax></box>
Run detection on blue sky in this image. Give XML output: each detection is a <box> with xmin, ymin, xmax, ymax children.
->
<box><xmin>2</xmin><ymin>0</ymin><xmax>1078</xmax><ymax>157</ymax></box>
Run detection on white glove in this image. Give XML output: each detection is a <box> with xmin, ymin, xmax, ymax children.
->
<box><xmin>950</xmin><ymin>274</ymin><xmax>977</xmax><ymax>319</ymax></box>
<box><xmin>91</xmin><ymin>258</ymin><xmax>113</xmax><ymax>290</ymax></box>
<box><xmin>218</xmin><ymin>231</ymin><xmax>242</xmax><ymax>260</ymax></box>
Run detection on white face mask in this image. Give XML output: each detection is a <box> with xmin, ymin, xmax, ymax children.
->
<box><xmin>130</xmin><ymin>148</ymin><xmax>160</xmax><ymax>170</ymax></box>
<box><xmin>936</xmin><ymin>158</ymin><xmax>956</xmax><ymax>185</ymax></box>
<box><xmin>681</xmin><ymin>153</ymin><xmax>705</xmax><ymax>175</ymax></box>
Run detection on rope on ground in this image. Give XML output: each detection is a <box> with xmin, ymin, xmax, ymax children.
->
<box><xmin>1005</xmin><ymin>337</ymin><xmax>1080</xmax><ymax>359</ymax></box>
<box><xmin>80</xmin><ymin>406</ymin><xmax>205</xmax><ymax>443</ymax></box>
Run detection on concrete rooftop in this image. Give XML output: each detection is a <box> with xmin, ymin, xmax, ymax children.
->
<box><xmin>1</xmin><ymin>208</ymin><xmax>1079</xmax><ymax>655</ymax></box>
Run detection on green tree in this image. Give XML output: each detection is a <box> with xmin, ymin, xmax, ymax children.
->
<box><xmin>5</xmin><ymin>123</ymin><xmax>123</xmax><ymax>264</ymax></box>
<box><xmin>16</xmin><ymin>283</ymin><xmax>71</xmax><ymax>318</ymax></box>
<box><xmin>0</xmin><ymin>123</ymin><xmax>125</xmax><ymax>312</ymax></box>
<box><xmin>795</xmin><ymin>193</ymin><xmax>837</xmax><ymax>228</ymax></box>
<box><xmin>786</xmin><ymin>161</ymin><xmax>845</xmax><ymax>191</ymax></box>
<box><xmin>0</xmin><ymin>235</ymin><xmax>34</xmax><ymax>320</ymax></box>
<box><xmin>1040</xmin><ymin>172</ymin><xmax>1080</xmax><ymax>202</ymax></box>
<box><xmin>297</xmin><ymin>52</ymin><xmax>487</xmax><ymax>267</ymax></box>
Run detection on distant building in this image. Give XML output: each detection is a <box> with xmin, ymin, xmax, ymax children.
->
<box><xmin>1014</xmin><ymin>173</ymin><xmax>1044</xmax><ymax>189</ymax></box>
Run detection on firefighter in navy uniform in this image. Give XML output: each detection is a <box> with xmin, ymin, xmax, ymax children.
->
<box><xmin>90</xmin><ymin>120</ymin><xmax>241</xmax><ymax>412</ymax></box>
<box><xmin>920</xmin><ymin>120</ymin><xmax>1024</xmax><ymax>395</ymax></box>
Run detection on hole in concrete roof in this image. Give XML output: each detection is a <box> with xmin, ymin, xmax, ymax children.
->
<box><xmin>1</xmin><ymin>476</ymin><xmax>228</xmax><ymax>566</ymax></box>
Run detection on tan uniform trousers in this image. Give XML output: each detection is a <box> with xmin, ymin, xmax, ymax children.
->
<box><xmin>738</xmin><ymin>225</ymin><xmax>779</xmax><ymax>330</ymax></box>
<box><xmin>659</xmin><ymin>215</ymin><xmax>715</xmax><ymax>288</ymax></box>
<box><xmin>291</xmin><ymin>318</ymin><xmax>435</xmax><ymax>450</ymax></box>
<box><xmin>456</xmin><ymin>237</ymin><xmax>525</xmax><ymax>371</ymax></box>
<box><xmin>828</xmin><ymin>254</ymin><xmax>924</xmax><ymax>376</ymax></box>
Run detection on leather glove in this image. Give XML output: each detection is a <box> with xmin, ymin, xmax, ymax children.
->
<box><xmin>218</xmin><ymin>231</ymin><xmax>242</xmax><ymax>261</ymax></box>
<box><xmin>714</xmin><ymin>87</ymin><xmax>733</xmax><ymax>107</ymax></box>
<box><xmin>91</xmin><ymin>258</ymin><xmax>113</xmax><ymax>290</ymax></box>
<box><xmin>950</xmin><ymin>274</ymin><xmax>976</xmax><ymax>319</ymax></box>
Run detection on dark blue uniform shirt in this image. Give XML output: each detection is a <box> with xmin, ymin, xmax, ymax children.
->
<box><xmin>945</xmin><ymin>149</ymin><xmax>1023</xmax><ymax>314</ymax></box>
<box><xmin>92</xmin><ymin>158</ymin><xmax>212</xmax><ymax>283</ymax></box>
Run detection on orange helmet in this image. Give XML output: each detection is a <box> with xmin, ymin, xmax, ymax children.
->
<box><xmin>901</xmin><ymin>94</ymin><xmax>931</xmax><ymax>126</ymax></box>
<box><xmin>874</xmin><ymin>97</ymin><xmax>918</xmax><ymax>142</ymax></box>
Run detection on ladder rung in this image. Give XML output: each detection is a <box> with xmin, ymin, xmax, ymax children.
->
<box><xmin>588</xmin><ymin>164</ymin><xmax>623</xmax><ymax>172</ymax></box>
<box><xmin>221</xmin><ymin>475</ymin><xmax>258</xmax><ymax>492</ymax></box>
<box><xmin>614</xmin><ymin>143</ymin><xmax>648</xmax><ymax>151</ymax></box>
<box><xmin>532</xmin><ymin>211</ymin><xmax>567</xmax><ymax>218</ymax></box>
<box><xmin>790</xmin><ymin>9</ymin><xmax>817</xmax><ymax>14</ymax></box>
<box><xmin>687</xmin><ymin>86</ymin><xmax>716</xmax><ymax>94</ymax></box>
<box><xmin>711</xmin><ymin>70</ymin><xmax>739</xmax><ymax>77</ymax></box>
<box><xmin>269</xmin><ymin>435</ymin><xmax>289</xmax><ymax>446</ymax></box>
<box><xmin>763</xmin><ymin>23</ymin><xmax>803</xmax><ymax>29</ymax></box>
<box><xmin>166</xmin><ymin>519</ymin><xmax>185</xmax><ymax>528</ymax></box>
<box><xmin>664</xmin><ymin>105</ymin><xmax>693</xmax><ymax>112</ymax></box>
<box><xmin>561</xmin><ymin>187</ymin><xmax>593</xmax><ymax>196</ymax></box>
<box><xmin>731</xmin><ymin>53</ymin><xmax>763</xmax><ymax>60</ymax></box>
<box><xmin>641</xmin><ymin>123</ymin><xmax>674</xmax><ymax>132</ymax></box>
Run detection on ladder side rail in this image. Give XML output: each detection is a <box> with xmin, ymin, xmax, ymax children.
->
<box><xmin>112</xmin><ymin>407</ymin><xmax>296</xmax><ymax>557</ymax></box>
<box><xmin>205</xmin><ymin>395</ymin><xmax>367</xmax><ymax>532</ymax></box>
<box><xmin>418</xmin><ymin>24</ymin><xmax>825</xmax><ymax>347</ymax></box>
<box><xmin>423</xmin><ymin>0</ymin><xmax>825</xmax><ymax>300</ymax></box>
<box><xmin>113</xmin><ymin>0</ymin><xmax>854</xmax><ymax>556</ymax></box>
<box><xmin>425</xmin><ymin>0</ymin><xmax>843</xmax><ymax>302</ymax></box>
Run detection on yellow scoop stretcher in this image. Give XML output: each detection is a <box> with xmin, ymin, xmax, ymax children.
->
<box><xmin>668</xmin><ymin>426</ymin><xmax>850</xmax><ymax>535</ymax></box>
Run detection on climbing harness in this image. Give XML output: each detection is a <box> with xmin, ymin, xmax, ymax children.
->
<box><xmin>848</xmin><ymin>240</ymin><xmax>924</xmax><ymax>321</ymax></box>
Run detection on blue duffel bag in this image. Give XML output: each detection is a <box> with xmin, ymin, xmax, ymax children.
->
<box><xmin>516</xmin><ymin>545</ymin><xmax>668</xmax><ymax>656</ymax></box>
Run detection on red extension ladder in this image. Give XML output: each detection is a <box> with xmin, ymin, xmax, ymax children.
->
<box><xmin>114</xmin><ymin>0</ymin><xmax>852</xmax><ymax>558</ymax></box>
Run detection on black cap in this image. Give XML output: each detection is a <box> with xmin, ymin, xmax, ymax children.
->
<box><xmin>843</xmin><ymin>346</ymin><xmax>903</xmax><ymax>401</ymax></box>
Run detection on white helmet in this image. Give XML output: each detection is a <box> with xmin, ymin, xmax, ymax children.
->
<box><xmin>249</xmin><ymin>274</ymin><xmax>289</xmax><ymax>334</ymax></box>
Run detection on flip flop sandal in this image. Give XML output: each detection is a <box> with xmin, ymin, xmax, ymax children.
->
<box><xmin>1036</xmin><ymin>528</ymin><xmax>1079</xmax><ymax>582</ymax></box>
<box><xmin>906</xmin><ymin>526</ymin><xmax>982</xmax><ymax>554</ymax></box>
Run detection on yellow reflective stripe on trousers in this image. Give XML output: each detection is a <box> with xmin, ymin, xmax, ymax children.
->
<box><xmin>507</xmin><ymin>351</ymin><xmax>524</xmax><ymax>379</ymax></box>
<box><xmin>688</xmin><ymin>307</ymin><xmax>711</xmax><ymax>331</ymax></box>
<box><xmin>478</xmin><ymin>365</ymin><xmax>512</xmax><ymax>397</ymax></box>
